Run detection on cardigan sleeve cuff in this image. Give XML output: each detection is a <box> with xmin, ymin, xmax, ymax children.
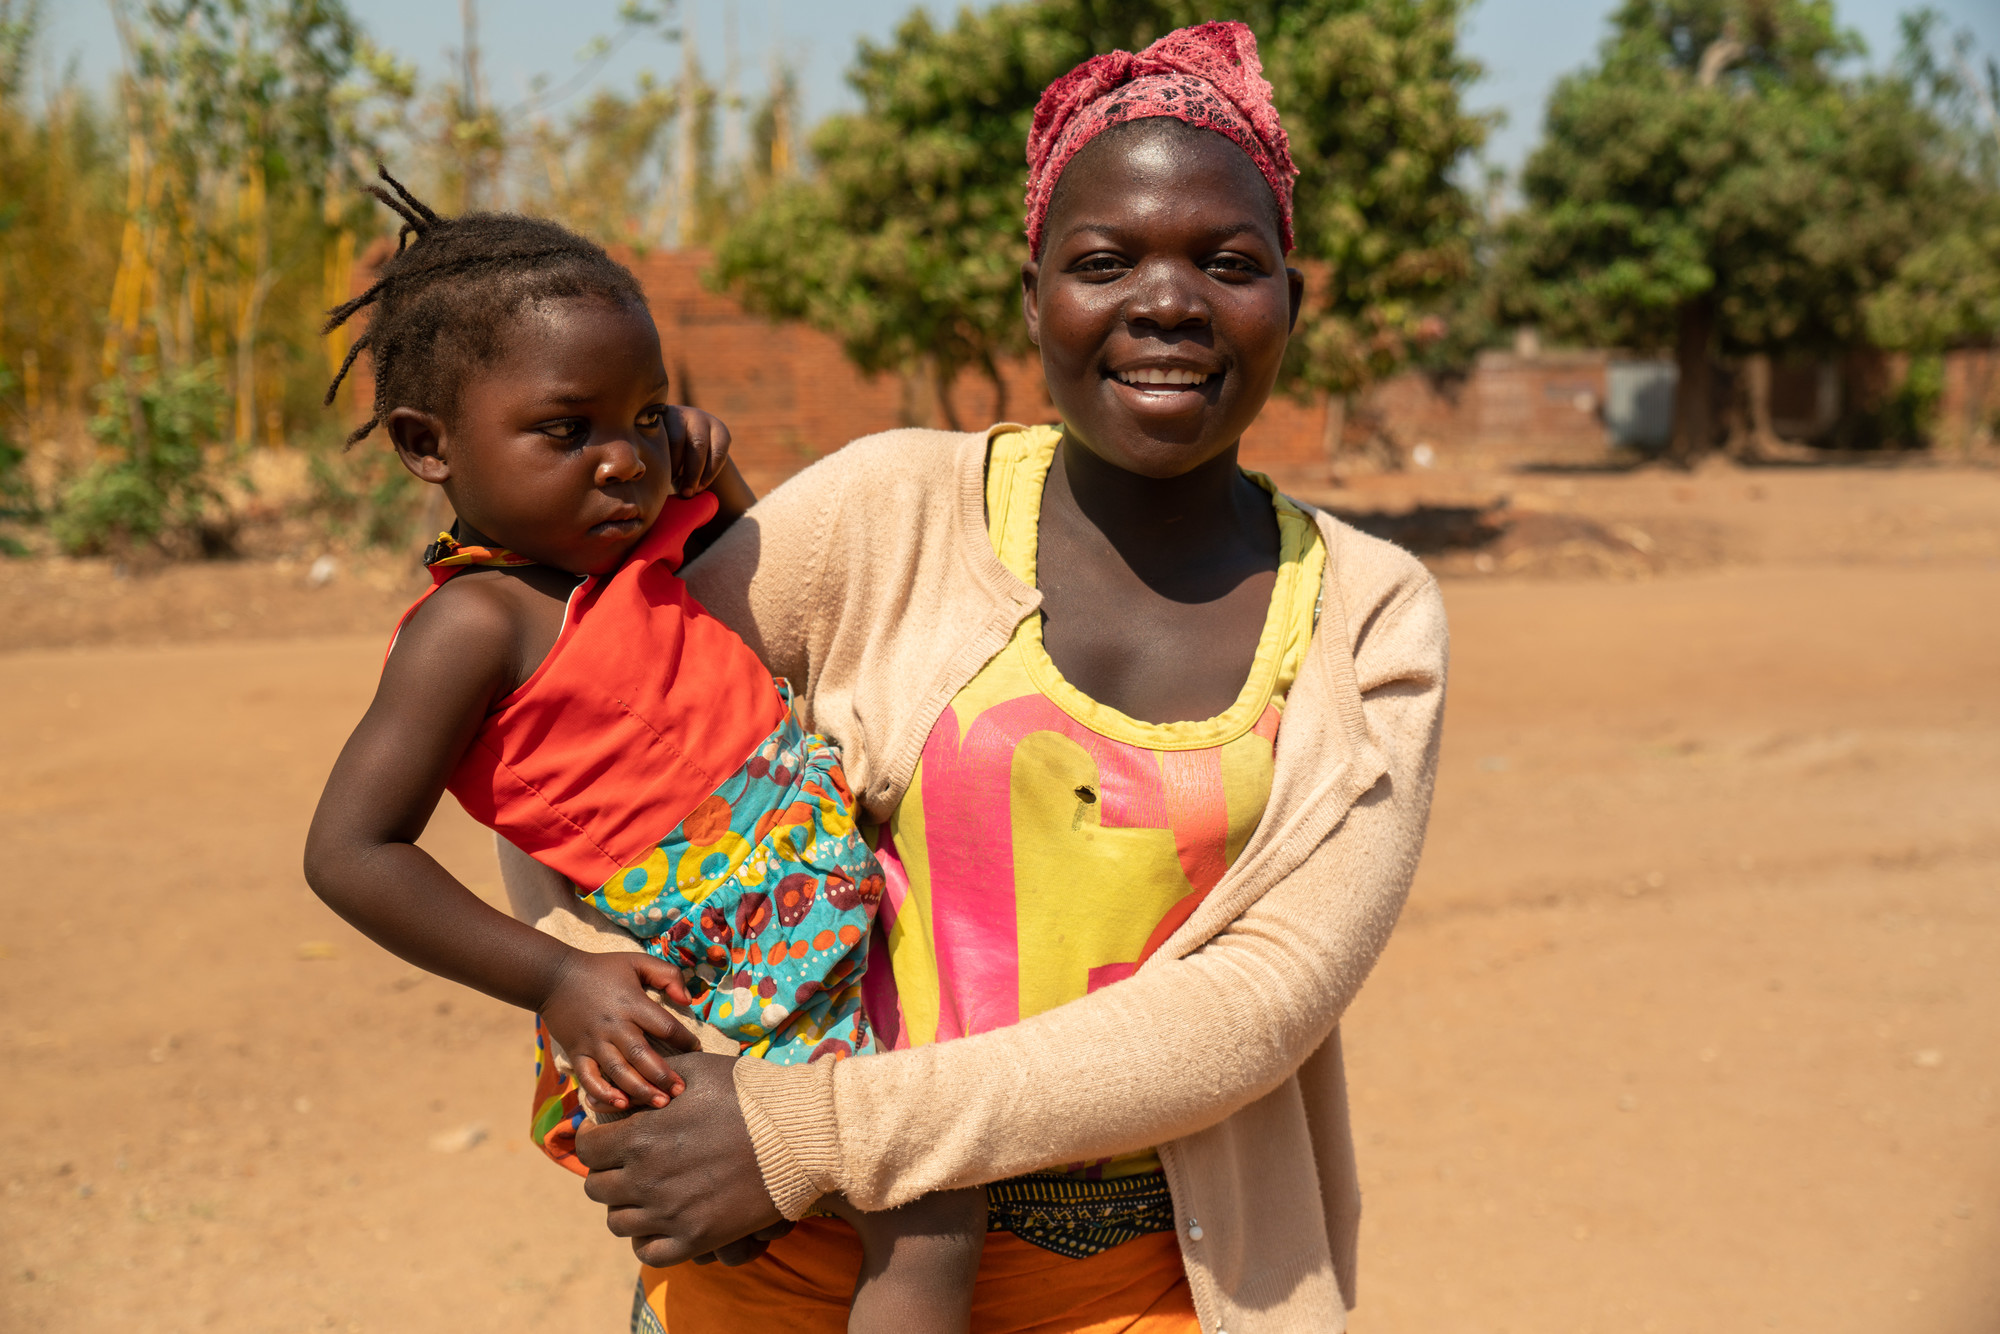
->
<box><xmin>732</xmin><ymin>1056</ymin><xmax>842</xmax><ymax>1221</ymax></box>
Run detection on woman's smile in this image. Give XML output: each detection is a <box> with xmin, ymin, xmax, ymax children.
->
<box><xmin>1104</xmin><ymin>357</ymin><xmax>1224</xmax><ymax>416</ymax></box>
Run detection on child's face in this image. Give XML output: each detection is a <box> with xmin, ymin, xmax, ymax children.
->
<box><xmin>394</xmin><ymin>296</ymin><xmax>676</xmax><ymax>575</ymax></box>
<box><xmin>1022</xmin><ymin>125</ymin><xmax>1302</xmax><ymax>480</ymax></box>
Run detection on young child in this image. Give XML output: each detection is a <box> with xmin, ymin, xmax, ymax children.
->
<box><xmin>303</xmin><ymin>172</ymin><xmax>984</xmax><ymax>1331</ymax></box>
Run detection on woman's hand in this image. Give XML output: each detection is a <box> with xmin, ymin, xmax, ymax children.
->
<box><xmin>666</xmin><ymin>406</ymin><xmax>733</xmax><ymax>497</ymax></box>
<box><xmin>578</xmin><ymin>1051</ymin><xmax>790</xmax><ymax>1266</ymax></box>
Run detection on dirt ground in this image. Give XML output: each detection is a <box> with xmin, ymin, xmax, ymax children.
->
<box><xmin>2</xmin><ymin>460</ymin><xmax>1997</xmax><ymax>1333</ymax></box>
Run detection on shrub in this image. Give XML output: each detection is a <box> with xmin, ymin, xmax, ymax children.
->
<box><xmin>0</xmin><ymin>361</ymin><xmax>26</xmax><ymax>555</ymax></box>
<box><xmin>0</xmin><ymin>359</ymin><xmax>27</xmax><ymax>516</ymax></box>
<box><xmin>53</xmin><ymin>359</ymin><xmax>237</xmax><ymax>556</ymax></box>
<box><xmin>1880</xmin><ymin>353</ymin><xmax>1945</xmax><ymax>448</ymax></box>
<box><xmin>306</xmin><ymin>435</ymin><xmax>429</xmax><ymax>550</ymax></box>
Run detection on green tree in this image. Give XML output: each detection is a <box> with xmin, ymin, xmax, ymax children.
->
<box><xmin>1866</xmin><ymin>12</ymin><xmax>2000</xmax><ymax>355</ymax></box>
<box><xmin>1498</xmin><ymin>0</ymin><xmax>1956</xmax><ymax>462</ymax></box>
<box><xmin>105</xmin><ymin>0</ymin><xmax>399</xmax><ymax>441</ymax></box>
<box><xmin>526</xmin><ymin>75</ymin><xmax>686</xmax><ymax>249</ymax></box>
<box><xmin>1250</xmin><ymin>0</ymin><xmax>1488</xmax><ymax>403</ymax></box>
<box><xmin>710</xmin><ymin>4</ymin><xmax>1072</xmax><ymax>427</ymax></box>
<box><xmin>1869</xmin><ymin>210</ymin><xmax>2000</xmax><ymax>353</ymax></box>
<box><xmin>712</xmin><ymin>0</ymin><xmax>1486</xmax><ymax>430</ymax></box>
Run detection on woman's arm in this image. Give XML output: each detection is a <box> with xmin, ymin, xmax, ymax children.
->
<box><xmin>743</xmin><ymin>572</ymin><xmax>1446</xmax><ymax>1213</ymax></box>
<box><xmin>680</xmin><ymin>458</ymin><xmax>755</xmax><ymax>566</ymax></box>
<box><xmin>677</xmin><ymin>440</ymin><xmax>847</xmax><ymax>689</ymax></box>
<box><xmin>574</xmin><ymin>560</ymin><xmax>1445</xmax><ymax>1257</ymax></box>
<box><xmin>672</xmin><ymin>406</ymin><xmax>755</xmax><ymax>565</ymax></box>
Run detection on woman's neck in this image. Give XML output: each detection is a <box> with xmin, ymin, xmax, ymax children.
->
<box><xmin>1046</xmin><ymin>432</ymin><xmax>1274</xmax><ymax>602</ymax></box>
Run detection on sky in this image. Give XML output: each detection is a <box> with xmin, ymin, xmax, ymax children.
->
<box><xmin>35</xmin><ymin>0</ymin><xmax>2000</xmax><ymax>178</ymax></box>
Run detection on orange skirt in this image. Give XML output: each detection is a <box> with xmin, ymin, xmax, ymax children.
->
<box><xmin>638</xmin><ymin>1218</ymin><xmax>1199</xmax><ymax>1333</ymax></box>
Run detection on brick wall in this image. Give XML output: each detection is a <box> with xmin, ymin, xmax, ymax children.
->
<box><xmin>622</xmin><ymin>248</ymin><xmax>1379</xmax><ymax>485</ymax></box>
<box><xmin>349</xmin><ymin>240</ymin><xmax>2000</xmax><ymax>483</ymax></box>
<box><xmin>626</xmin><ymin>253</ymin><xmax>1625</xmax><ymax>481</ymax></box>
<box><xmin>1345</xmin><ymin>352</ymin><xmax>1618</xmax><ymax>472</ymax></box>
<box><xmin>1940</xmin><ymin>347</ymin><xmax>1999</xmax><ymax>453</ymax></box>
<box><xmin>621</xmin><ymin>250</ymin><xmax>1055</xmax><ymax>490</ymax></box>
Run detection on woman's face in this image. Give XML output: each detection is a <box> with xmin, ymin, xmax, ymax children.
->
<box><xmin>1023</xmin><ymin>122</ymin><xmax>1303</xmax><ymax>479</ymax></box>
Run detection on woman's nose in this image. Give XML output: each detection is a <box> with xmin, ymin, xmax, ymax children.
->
<box><xmin>1124</xmin><ymin>259</ymin><xmax>1209</xmax><ymax>331</ymax></box>
<box><xmin>596</xmin><ymin>436</ymin><xmax>646</xmax><ymax>485</ymax></box>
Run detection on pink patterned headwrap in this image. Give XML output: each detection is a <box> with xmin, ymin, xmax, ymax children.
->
<box><xmin>1024</xmin><ymin>21</ymin><xmax>1297</xmax><ymax>257</ymax></box>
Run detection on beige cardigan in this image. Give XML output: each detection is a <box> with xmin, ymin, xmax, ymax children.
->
<box><xmin>502</xmin><ymin>426</ymin><xmax>1447</xmax><ymax>1334</ymax></box>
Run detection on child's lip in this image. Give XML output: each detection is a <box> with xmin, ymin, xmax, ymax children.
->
<box><xmin>590</xmin><ymin>513</ymin><xmax>645</xmax><ymax>537</ymax></box>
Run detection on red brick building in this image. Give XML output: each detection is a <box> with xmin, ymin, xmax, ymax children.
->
<box><xmin>622</xmin><ymin>250</ymin><xmax>1642</xmax><ymax>485</ymax></box>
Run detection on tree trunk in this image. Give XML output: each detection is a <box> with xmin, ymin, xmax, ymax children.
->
<box><xmin>932</xmin><ymin>358</ymin><xmax>963</xmax><ymax>432</ymax></box>
<box><xmin>1735</xmin><ymin>351</ymin><xmax>1780</xmax><ymax>461</ymax></box>
<box><xmin>1321</xmin><ymin>391</ymin><xmax>1348</xmax><ymax>481</ymax></box>
<box><xmin>980</xmin><ymin>351</ymin><xmax>1007</xmax><ymax>425</ymax></box>
<box><xmin>233</xmin><ymin>268</ymin><xmax>275</xmax><ymax>446</ymax></box>
<box><xmin>1668</xmin><ymin>298</ymin><xmax>1717</xmax><ymax>467</ymax></box>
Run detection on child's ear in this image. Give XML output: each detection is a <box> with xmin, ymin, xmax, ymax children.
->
<box><xmin>386</xmin><ymin>407</ymin><xmax>452</xmax><ymax>484</ymax></box>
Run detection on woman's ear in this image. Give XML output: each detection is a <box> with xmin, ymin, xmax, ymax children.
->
<box><xmin>386</xmin><ymin>407</ymin><xmax>452</xmax><ymax>484</ymax></box>
<box><xmin>1021</xmin><ymin>259</ymin><xmax>1042</xmax><ymax>347</ymax></box>
<box><xmin>1286</xmin><ymin>266</ymin><xmax>1305</xmax><ymax>335</ymax></box>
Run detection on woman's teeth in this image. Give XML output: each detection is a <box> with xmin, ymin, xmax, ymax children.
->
<box><xmin>1115</xmin><ymin>368</ymin><xmax>1211</xmax><ymax>387</ymax></box>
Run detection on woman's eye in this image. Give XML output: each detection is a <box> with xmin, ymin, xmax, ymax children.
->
<box><xmin>1072</xmin><ymin>254</ymin><xmax>1129</xmax><ymax>276</ymax></box>
<box><xmin>1205</xmin><ymin>254</ymin><xmax>1261</xmax><ymax>278</ymax></box>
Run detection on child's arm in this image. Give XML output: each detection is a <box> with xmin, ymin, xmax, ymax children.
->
<box><xmin>304</xmin><ymin>581</ymin><xmax>697</xmax><ymax>1110</ymax></box>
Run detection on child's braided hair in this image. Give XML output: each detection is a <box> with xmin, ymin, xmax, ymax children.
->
<box><xmin>323</xmin><ymin>167</ymin><xmax>648</xmax><ymax>447</ymax></box>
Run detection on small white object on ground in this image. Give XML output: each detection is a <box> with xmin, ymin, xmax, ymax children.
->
<box><xmin>429</xmin><ymin>1123</ymin><xmax>488</xmax><ymax>1153</ymax></box>
<box><xmin>1411</xmin><ymin>442</ymin><xmax>1436</xmax><ymax>469</ymax></box>
<box><xmin>307</xmin><ymin>555</ymin><xmax>338</xmax><ymax>587</ymax></box>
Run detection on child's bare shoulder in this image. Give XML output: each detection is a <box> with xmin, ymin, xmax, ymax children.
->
<box><xmin>388</xmin><ymin>567</ymin><xmax>576</xmax><ymax>699</ymax></box>
<box><xmin>397</xmin><ymin>571</ymin><xmax>522</xmax><ymax>648</ymax></box>
<box><xmin>387</xmin><ymin>572</ymin><xmax>534</xmax><ymax>682</ymax></box>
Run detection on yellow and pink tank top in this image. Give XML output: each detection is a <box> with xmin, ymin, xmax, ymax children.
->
<box><xmin>864</xmin><ymin>423</ymin><xmax>1325</xmax><ymax>1179</ymax></box>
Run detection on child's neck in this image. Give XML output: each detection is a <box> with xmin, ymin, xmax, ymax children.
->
<box><xmin>452</xmin><ymin>520</ymin><xmax>512</xmax><ymax>553</ymax></box>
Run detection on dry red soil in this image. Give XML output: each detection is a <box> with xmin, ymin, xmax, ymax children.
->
<box><xmin>2</xmin><ymin>461</ymin><xmax>1997</xmax><ymax>1333</ymax></box>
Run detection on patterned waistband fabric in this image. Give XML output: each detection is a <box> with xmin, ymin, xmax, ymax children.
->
<box><xmin>630</xmin><ymin>1280</ymin><xmax>666</xmax><ymax>1334</ymax></box>
<box><xmin>984</xmin><ymin>1169</ymin><xmax>1176</xmax><ymax>1259</ymax></box>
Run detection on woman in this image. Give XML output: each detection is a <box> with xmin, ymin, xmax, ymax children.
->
<box><xmin>506</xmin><ymin>22</ymin><xmax>1447</xmax><ymax>1333</ymax></box>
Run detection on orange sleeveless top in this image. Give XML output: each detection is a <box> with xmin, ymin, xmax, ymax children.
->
<box><xmin>390</xmin><ymin>493</ymin><xmax>786</xmax><ymax>889</ymax></box>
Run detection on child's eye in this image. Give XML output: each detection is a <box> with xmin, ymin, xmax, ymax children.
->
<box><xmin>534</xmin><ymin>418</ymin><xmax>589</xmax><ymax>443</ymax></box>
<box><xmin>637</xmin><ymin>405</ymin><xmax>669</xmax><ymax>432</ymax></box>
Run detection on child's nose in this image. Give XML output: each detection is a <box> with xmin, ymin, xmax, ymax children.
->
<box><xmin>596</xmin><ymin>437</ymin><xmax>646</xmax><ymax>484</ymax></box>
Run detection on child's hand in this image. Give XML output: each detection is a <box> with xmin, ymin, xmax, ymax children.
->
<box><xmin>541</xmin><ymin>951</ymin><xmax>699</xmax><ymax>1112</ymax></box>
<box><xmin>666</xmin><ymin>406</ymin><xmax>733</xmax><ymax>498</ymax></box>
